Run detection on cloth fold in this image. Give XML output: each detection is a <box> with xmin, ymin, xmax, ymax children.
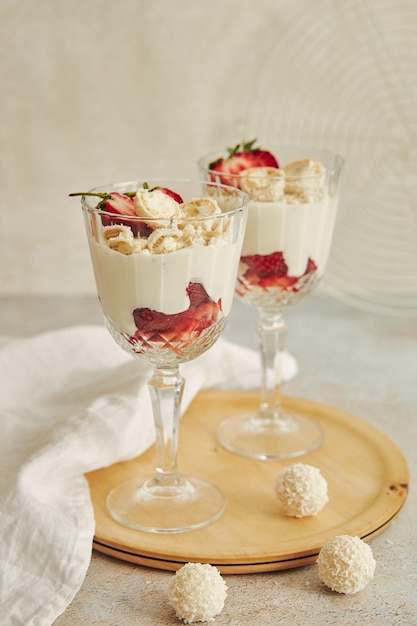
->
<box><xmin>0</xmin><ymin>325</ymin><xmax>297</xmax><ymax>626</ymax></box>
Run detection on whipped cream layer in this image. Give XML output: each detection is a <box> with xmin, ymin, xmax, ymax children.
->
<box><xmin>242</xmin><ymin>193</ymin><xmax>337</xmax><ymax>276</ymax></box>
<box><xmin>88</xmin><ymin>238</ymin><xmax>240</xmax><ymax>336</ymax></box>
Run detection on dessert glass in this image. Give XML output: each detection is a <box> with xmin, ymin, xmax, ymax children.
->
<box><xmin>198</xmin><ymin>148</ymin><xmax>344</xmax><ymax>459</ymax></box>
<box><xmin>80</xmin><ymin>180</ymin><xmax>248</xmax><ymax>532</ymax></box>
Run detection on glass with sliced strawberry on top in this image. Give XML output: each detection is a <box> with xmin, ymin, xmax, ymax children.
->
<box><xmin>198</xmin><ymin>141</ymin><xmax>344</xmax><ymax>459</ymax></box>
<box><xmin>72</xmin><ymin>180</ymin><xmax>248</xmax><ymax>532</ymax></box>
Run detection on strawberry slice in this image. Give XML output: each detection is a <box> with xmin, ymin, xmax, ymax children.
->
<box><xmin>239</xmin><ymin>252</ymin><xmax>318</xmax><ymax>292</ymax></box>
<box><xmin>132</xmin><ymin>282</ymin><xmax>221</xmax><ymax>343</ymax></box>
<box><xmin>149</xmin><ymin>186</ymin><xmax>184</xmax><ymax>204</ymax></box>
<box><xmin>99</xmin><ymin>192</ymin><xmax>144</xmax><ymax>235</ymax></box>
<box><xmin>103</xmin><ymin>192</ymin><xmax>137</xmax><ymax>216</ymax></box>
<box><xmin>209</xmin><ymin>139</ymin><xmax>279</xmax><ymax>186</ymax></box>
<box><xmin>186</xmin><ymin>282</ymin><xmax>211</xmax><ymax>307</ymax></box>
<box><xmin>242</xmin><ymin>251</ymin><xmax>288</xmax><ymax>279</ymax></box>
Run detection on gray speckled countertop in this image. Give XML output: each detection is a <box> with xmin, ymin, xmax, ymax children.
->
<box><xmin>1</xmin><ymin>293</ymin><xmax>415</xmax><ymax>625</ymax></box>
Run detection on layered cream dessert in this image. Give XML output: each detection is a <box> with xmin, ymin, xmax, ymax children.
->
<box><xmin>236</xmin><ymin>159</ymin><xmax>338</xmax><ymax>302</ymax></box>
<box><xmin>84</xmin><ymin>186</ymin><xmax>243</xmax><ymax>354</ymax></box>
<box><xmin>201</xmin><ymin>141</ymin><xmax>339</xmax><ymax>306</ymax></box>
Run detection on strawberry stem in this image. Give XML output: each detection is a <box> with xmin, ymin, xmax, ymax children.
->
<box><xmin>227</xmin><ymin>143</ymin><xmax>242</xmax><ymax>157</ymax></box>
<box><xmin>69</xmin><ymin>191</ymin><xmax>110</xmax><ymax>198</ymax></box>
<box><xmin>69</xmin><ymin>191</ymin><xmax>137</xmax><ymax>198</ymax></box>
<box><xmin>227</xmin><ymin>138</ymin><xmax>258</xmax><ymax>157</ymax></box>
<box><xmin>242</xmin><ymin>138</ymin><xmax>258</xmax><ymax>152</ymax></box>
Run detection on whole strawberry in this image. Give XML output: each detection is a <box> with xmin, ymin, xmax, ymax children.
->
<box><xmin>209</xmin><ymin>139</ymin><xmax>279</xmax><ymax>186</ymax></box>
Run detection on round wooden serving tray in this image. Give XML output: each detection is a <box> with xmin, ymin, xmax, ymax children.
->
<box><xmin>86</xmin><ymin>391</ymin><xmax>409</xmax><ymax>573</ymax></box>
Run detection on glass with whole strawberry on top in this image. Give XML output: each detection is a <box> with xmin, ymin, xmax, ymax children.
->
<box><xmin>72</xmin><ymin>180</ymin><xmax>248</xmax><ymax>532</ymax></box>
<box><xmin>198</xmin><ymin>141</ymin><xmax>344</xmax><ymax>459</ymax></box>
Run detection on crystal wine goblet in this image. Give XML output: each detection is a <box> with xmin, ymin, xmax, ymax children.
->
<box><xmin>198</xmin><ymin>145</ymin><xmax>344</xmax><ymax>459</ymax></box>
<box><xmin>77</xmin><ymin>180</ymin><xmax>248</xmax><ymax>532</ymax></box>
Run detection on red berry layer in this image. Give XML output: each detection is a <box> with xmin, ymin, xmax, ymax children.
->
<box><xmin>132</xmin><ymin>282</ymin><xmax>222</xmax><ymax>344</ymax></box>
<box><xmin>238</xmin><ymin>251</ymin><xmax>317</xmax><ymax>292</ymax></box>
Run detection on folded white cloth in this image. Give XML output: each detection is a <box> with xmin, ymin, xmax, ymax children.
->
<box><xmin>0</xmin><ymin>325</ymin><xmax>297</xmax><ymax>625</ymax></box>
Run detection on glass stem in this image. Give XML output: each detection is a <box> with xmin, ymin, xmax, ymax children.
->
<box><xmin>257</xmin><ymin>308</ymin><xmax>287</xmax><ymax>422</ymax></box>
<box><xmin>147</xmin><ymin>366</ymin><xmax>185</xmax><ymax>488</ymax></box>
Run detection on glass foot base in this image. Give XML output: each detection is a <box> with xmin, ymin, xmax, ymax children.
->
<box><xmin>106</xmin><ymin>475</ymin><xmax>226</xmax><ymax>534</ymax></box>
<box><xmin>217</xmin><ymin>411</ymin><xmax>324</xmax><ymax>460</ymax></box>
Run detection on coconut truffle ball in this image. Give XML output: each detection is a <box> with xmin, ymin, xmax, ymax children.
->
<box><xmin>275</xmin><ymin>463</ymin><xmax>328</xmax><ymax>517</ymax></box>
<box><xmin>168</xmin><ymin>562</ymin><xmax>228</xmax><ymax>623</ymax></box>
<box><xmin>317</xmin><ymin>535</ymin><xmax>376</xmax><ymax>594</ymax></box>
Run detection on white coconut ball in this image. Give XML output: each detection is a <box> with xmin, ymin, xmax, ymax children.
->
<box><xmin>275</xmin><ymin>463</ymin><xmax>328</xmax><ymax>517</ymax></box>
<box><xmin>317</xmin><ymin>535</ymin><xmax>376</xmax><ymax>594</ymax></box>
<box><xmin>168</xmin><ymin>562</ymin><xmax>228</xmax><ymax>623</ymax></box>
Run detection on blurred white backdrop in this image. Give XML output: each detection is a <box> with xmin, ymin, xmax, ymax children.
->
<box><xmin>1</xmin><ymin>0</ymin><xmax>416</xmax><ymax>315</ymax></box>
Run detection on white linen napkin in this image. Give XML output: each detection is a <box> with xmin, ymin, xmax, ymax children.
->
<box><xmin>0</xmin><ymin>325</ymin><xmax>297</xmax><ymax>626</ymax></box>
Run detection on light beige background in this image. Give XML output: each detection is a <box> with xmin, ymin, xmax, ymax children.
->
<box><xmin>1</xmin><ymin>0</ymin><xmax>416</xmax><ymax>311</ymax></box>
